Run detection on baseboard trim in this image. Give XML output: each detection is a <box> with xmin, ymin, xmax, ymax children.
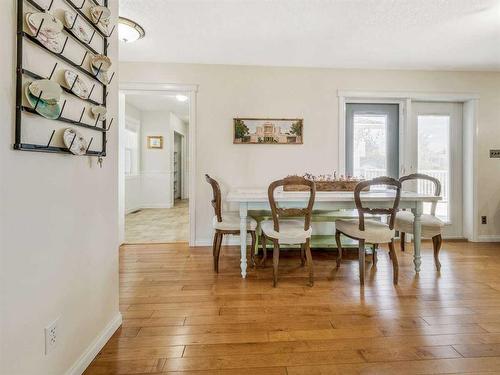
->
<box><xmin>65</xmin><ymin>312</ymin><xmax>122</xmax><ymax>375</ymax></box>
<box><xmin>195</xmin><ymin>237</ymin><xmax>249</xmax><ymax>247</ymax></box>
<box><xmin>475</xmin><ymin>235</ymin><xmax>500</xmax><ymax>242</ymax></box>
<box><xmin>125</xmin><ymin>204</ymin><xmax>173</xmax><ymax>214</ymax></box>
<box><xmin>195</xmin><ymin>239</ymin><xmax>211</xmax><ymax>246</ymax></box>
<box><xmin>141</xmin><ymin>203</ymin><xmax>173</xmax><ymax>209</ymax></box>
<box><xmin>195</xmin><ymin>236</ymin><xmax>474</xmax><ymax>247</ymax></box>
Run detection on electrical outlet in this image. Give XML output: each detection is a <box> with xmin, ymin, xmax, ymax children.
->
<box><xmin>490</xmin><ymin>150</ymin><xmax>500</xmax><ymax>158</ymax></box>
<box><xmin>44</xmin><ymin>319</ymin><xmax>58</xmax><ymax>355</ymax></box>
<box><xmin>481</xmin><ymin>216</ymin><xmax>487</xmax><ymax>225</ymax></box>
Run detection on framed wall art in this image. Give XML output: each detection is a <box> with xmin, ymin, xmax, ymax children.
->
<box><xmin>147</xmin><ymin>135</ymin><xmax>163</xmax><ymax>149</ymax></box>
<box><xmin>233</xmin><ymin>118</ymin><xmax>303</xmax><ymax>144</ymax></box>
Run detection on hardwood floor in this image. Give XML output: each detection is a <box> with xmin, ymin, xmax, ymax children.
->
<box><xmin>85</xmin><ymin>241</ymin><xmax>500</xmax><ymax>374</ymax></box>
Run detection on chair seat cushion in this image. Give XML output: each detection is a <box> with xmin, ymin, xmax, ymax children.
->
<box><xmin>336</xmin><ymin>219</ymin><xmax>395</xmax><ymax>244</ymax></box>
<box><xmin>213</xmin><ymin>213</ymin><xmax>257</xmax><ymax>231</ymax></box>
<box><xmin>261</xmin><ymin>220</ymin><xmax>312</xmax><ymax>244</ymax></box>
<box><xmin>395</xmin><ymin>211</ymin><xmax>444</xmax><ymax>238</ymax></box>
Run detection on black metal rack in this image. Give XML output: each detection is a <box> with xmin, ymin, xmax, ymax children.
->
<box><xmin>15</xmin><ymin>0</ymin><xmax>113</xmax><ymax>156</ymax></box>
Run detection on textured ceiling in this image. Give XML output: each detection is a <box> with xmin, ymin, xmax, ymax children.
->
<box><xmin>125</xmin><ymin>94</ymin><xmax>189</xmax><ymax>123</ymax></box>
<box><xmin>119</xmin><ymin>0</ymin><xmax>500</xmax><ymax>70</ymax></box>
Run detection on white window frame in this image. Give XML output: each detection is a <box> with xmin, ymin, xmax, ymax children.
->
<box><xmin>337</xmin><ymin>90</ymin><xmax>479</xmax><ymax>241</ymax></box>
<box><xmin>338</xmin><ymin>96</ymin><xmax>407</xmax><ymax>177</ymax></box>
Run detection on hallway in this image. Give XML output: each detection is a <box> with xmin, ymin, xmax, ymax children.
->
<box><xmin>125</xmin><ymin>200</ymin><xmax>189</xmax><ymax>243</ymax></box>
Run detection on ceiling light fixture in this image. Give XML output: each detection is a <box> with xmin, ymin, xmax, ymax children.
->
<box><xmin>118</xmin><ymin>17</ymin><xmax>145</xmax><ymax>43</ymax></box>
<box><xmin>176</xmin><ymin>94</ymin><xmax>188</xmax><ymax>102</ymax></box>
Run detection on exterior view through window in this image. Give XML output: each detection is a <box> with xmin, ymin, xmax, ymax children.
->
<box><xmin>346</xmin><ymin>103</ymin><xmax>399</xmax><ymax>179</ymax></box>
<box><xmin>352</xmin><ymin>114</ymin><xmax>388</xmax><ymax>179</ymax></box>
<box><xmin>417</xmin><ymin>115</ymin><xmax>450</xmax><ymax>221</ymax></box>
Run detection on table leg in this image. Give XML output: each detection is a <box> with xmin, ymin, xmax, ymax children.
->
<box><xmin>359</xmin><ymin>239</ymin><xmax>365</xmax><ymax>285</ymax></box>
<box><xmin>412</xmin><ymin>201</ymin><xmax>423</xmax><ymax>273</ymax></box>
<box><xmin>239</xmin><ymin>203</ymin><xmax>248</xmax><ymax>278</ymax></box>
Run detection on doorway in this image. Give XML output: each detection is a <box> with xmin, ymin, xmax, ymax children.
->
<box><xmin>343</xmin><ymin>100</ymin><xmax>464</xmax><ymax>238</ymax></box>
<box><xmin>173</xmin><ymin>131</ymin><xmax>184</xmax><ymax>201</ymax></box>
<box><xmin>339</xmin><ymin>91</ymin><xmax>477</xmax><ymax>240</ymax></box>
<box><xmin>118</xmin><ymin>85</ymin><xmax>197</xmax><ymax>245</ymax></box>
<box><xmin>409</xmin><ymin>101</ymin><xmax>463</xmax><ymax>238</ymax></box>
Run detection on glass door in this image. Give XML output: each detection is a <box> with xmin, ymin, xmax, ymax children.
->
<box><xmin>345</xmin><ymin>103</ymin><xmax>400</xmax><ymax>179</ymax></box>
<box><xmin>410</xmin><ymin>102</ymin><xmax>463</xmax><ymax>237</ymax></box>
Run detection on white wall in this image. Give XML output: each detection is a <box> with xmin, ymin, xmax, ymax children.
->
<box><xmin>124</xmin><ymin>103</ymin><xmax>142</xmax><ymax>213</ymax></box>
<box><xmin>1</xmin><ymin>1</ymin><xmax>120</xmax><ymax>374</ymax></box>
<box><xmin>124</xmin><ymin>108</ymin><xmax>188</xmax><ymax>212</ymax></box>
<box><xmin>120</xmin><ymin>62</ymin><xmax>500</xmax><ymax>244</ymax></box>
<box><xmin>140</xmin><ymin>111</ymin><xmax>171</xmax><ymax>208</ymax></box>
<box><xmin>125</xmin><ymin>101</ymin><xmax>141</xmax><ymax>124</ymax></box>
<box><xmin>125</xmin><ymin>175</ymin><xmax>142</xmax><ymax>213</ymax></box>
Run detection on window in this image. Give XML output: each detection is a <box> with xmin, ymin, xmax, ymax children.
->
<box><xmin>343</xmin><ymin>100</ymin><xmax>462</xmax><ymax>237</ymax></box>
<box><xmin>417</xmin><ymin>115</ymin><xmax>450</xmax><ymax>221</ymax></box>
<box><xmin>346</xmin><ymin>103</ymin><xmax>399</xmax><ymax>179</ymax></box>
<box><xmin>352</xmin><ymin>114</ymin><xmax>388</xmax><ymax>178</ymax></box>
<box><xmin>411</xmin><ymin>101</ymin><xmax>463</xmax><ymax>236</ymax></box>
<box><xmin>124</xmin><ymin>128</ymin><xmax>139</xmax><ymax>176</ymax></box>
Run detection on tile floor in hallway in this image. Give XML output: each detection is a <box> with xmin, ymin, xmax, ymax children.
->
<box><xmin>125</xmin><ymin>200</ymin><xmax>189</xmax><ymax>243</ymax></box>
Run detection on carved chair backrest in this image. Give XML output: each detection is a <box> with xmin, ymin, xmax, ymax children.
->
<box><xmin>354</xmin><ymin>176</ymin><xmax>401</xmax><ymax>231</ymax></box>
<box><xmin>399</xmin><ymin>173</ymin><xmax>441</xmax><ymax>216</ymax></box>
<box><xmin>205</xmin><ymin>174</ymin><xmax>222</xmax><ymax>222</ymax></box>
<box><xmin>268</xmin><ymin>176</ymin><xmax>316</xmax><ymax>232</ymax></box>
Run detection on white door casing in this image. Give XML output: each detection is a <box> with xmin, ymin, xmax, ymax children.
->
<box><xmin>119</xmin><ymin>83</ymin><xmax>198</xmax><ymax>246</ymax></box>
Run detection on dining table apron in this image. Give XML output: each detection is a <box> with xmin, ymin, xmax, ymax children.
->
<box><xmin>226</xmin><ymin>189</ymin><xmax>441</xmax><ymax>278</ymax></box>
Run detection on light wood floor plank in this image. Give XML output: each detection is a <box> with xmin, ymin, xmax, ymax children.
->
<box><xmin>286</xmin><ymin>357</ymin><xmax>500</xmax><ymax>375</ymax></box>
<box><xmin>85</xmin><ymin>241</ymin><xmax>500</xmax><ymax>374</ymax></box>
<box><xmin>163</xmin><ymin>349</ymin><xmax>364</xmax><ymax>372</ymax></box>
<box><xmin>453</xmin><ymin>343</ymin><xmax>500</xmax><ymax>358</ymax></box>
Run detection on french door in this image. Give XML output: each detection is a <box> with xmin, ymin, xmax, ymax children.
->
<box><xmin>408</xmin><ymin>102</ymin><xmax>463</xmax><ymax>238</ymax></box>
<box><xmin>345</xmin><ymin>101</ymin><xmax>463</xmax><ymax>238</ymax></box>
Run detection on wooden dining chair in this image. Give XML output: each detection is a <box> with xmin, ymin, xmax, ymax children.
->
<box><xmin>335</xmin><ymin>177</ymin><xmax>401</xmax><ymax>285</ymax></box>
<box><xmin>205</xmin><ymin>174</ymin><xmax>257</xmax><ymax>273</ymax></box>
<box><xmin>395</xmin><ymin>173</ymin><xmax>444</xmax><ymax>271</ymax></box>
<box><xmin>260</xmin><ymin>176</ymin><xmax>316</xmax><ymax>287</ymax></box>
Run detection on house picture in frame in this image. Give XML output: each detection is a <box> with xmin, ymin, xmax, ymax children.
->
<box><xmin>233</xmin><ymin>118</ymin><xmax>303</xmax><ymax>144</ymax></box>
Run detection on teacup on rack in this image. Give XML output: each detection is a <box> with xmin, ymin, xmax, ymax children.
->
<box><xmin>91</xmin><ymin>106</ymin><xmax>107</xmax><ymax>121</ymax></box>
<box><xmin>24</xmin><ymin>84</ymin><xmax>63</xmax><ymax>120</ymax></box>
<box><xmin>90</xmin><ymin>54</ymin><xmax>112</xmax><ymax>84</ymax></box>
<box><xmin>90</xmin><ymin>54</ymin><xmax>112</xmax><ymax>72</ymax></box>
<box><xmin>90</xmin><ymin>6</ymin><xmax>111</xmax><ymax>25</ymax></box>
<box><xmin>28</xmin><ymin>79</ymin><xmax>62</xmax><ymax>105</ymax></box>
<box><xmin>25</xmin><ymin>12</ymin><xmax>65</xmax><ymax>53</ymax></box>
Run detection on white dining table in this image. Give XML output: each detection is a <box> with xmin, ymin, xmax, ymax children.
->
<box><xmin>226</xmin><ymin>188</ymin><xmax>440</xmax><ymax>278</ymax></box>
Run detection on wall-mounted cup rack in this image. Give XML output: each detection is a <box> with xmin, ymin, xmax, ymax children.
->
<box><xmin>15</xmin><ymin>0</ymin><xmax>113</xmax><ymax>157</ymax></box>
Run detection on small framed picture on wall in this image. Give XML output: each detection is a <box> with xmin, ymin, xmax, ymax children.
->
<box><xmin>147</xmin><ymin>136</ymin><xmax>163</xmax><ymax>149</ymax></box>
